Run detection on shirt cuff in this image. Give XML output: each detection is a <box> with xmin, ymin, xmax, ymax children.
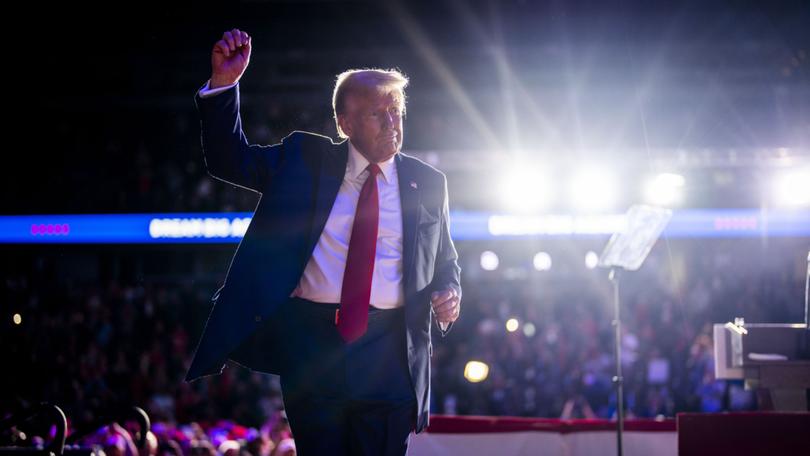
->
<box><xmin>198</xmin><ymin>79</ymin><xmax>238</xmax><ymax>98</ymax></box>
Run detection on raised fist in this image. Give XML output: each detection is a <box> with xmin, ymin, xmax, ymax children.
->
<box><xmin>210</xmin><ymin>28</ymin><xmax>252</xmax><ymax>89</ymax></box>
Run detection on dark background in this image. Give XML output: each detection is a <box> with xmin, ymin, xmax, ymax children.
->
<box><xmin>8</xmin><ymin>0</ymin><xmax>809</xmax><ymax>213</ymax></box>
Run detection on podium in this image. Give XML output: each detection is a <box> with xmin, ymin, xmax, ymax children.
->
<box><xmin>714</xmin><ymin>322</ymin><xmax>810</xmax><ymax>410</ymax></box>
<box><xmin>714</xmin><ymin>251</ymin><xmax>810</xmax><ymax>411</ymax></box>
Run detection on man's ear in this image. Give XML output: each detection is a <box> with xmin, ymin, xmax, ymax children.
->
<box><xmin>337</xmin><ymin>114</ymin><xmax>352</xmax><ymax>138</ymax></box>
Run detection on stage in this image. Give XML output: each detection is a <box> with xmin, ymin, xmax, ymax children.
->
<box><xmin>409</xmin><ymin>413</ymin><xmax>810</xmax><ymax>456</ymax></box>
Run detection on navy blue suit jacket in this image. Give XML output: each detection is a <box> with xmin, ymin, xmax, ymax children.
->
<box><xmin>184</xmin><ymin>82</ymin><xmax>462</xmax><ymax>433</ymax></box>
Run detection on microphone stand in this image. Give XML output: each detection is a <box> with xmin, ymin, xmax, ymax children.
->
<box><xmin>597</xmin><ymin>205</ymin><xmax>672</xmax><ymax>456</ymax></box>
<box><xmin>610</xmin><ymin>267</ymin><xmax>625</xmax><ymax>456</ymax></box>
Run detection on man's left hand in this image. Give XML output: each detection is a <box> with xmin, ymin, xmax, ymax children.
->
<box><xmin>430</xmin><ymin>287</ymin><xmax>460</xmax><ymax>326</ymax></box>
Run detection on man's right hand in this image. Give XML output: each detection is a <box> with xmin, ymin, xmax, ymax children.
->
<box><xmin>210</xmin><ymin>28</ymin><xmax>252</xmax><ymax>89</ymax></box>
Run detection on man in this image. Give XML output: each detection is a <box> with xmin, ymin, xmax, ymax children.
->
<box><xmin>185</xmin><ymin>28</ymin><xmax>462</xmax><ymax>455</ymax></box>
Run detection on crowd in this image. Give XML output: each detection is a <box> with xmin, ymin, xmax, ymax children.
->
<box><xmin>432</xmin><ymin>238</ymin><xmax>805</xmax><ymax>418</ymax></box>
<box><xmin>3</xmin><ymin>236</ymin><xmax>806</xmax><ymax>455</ymax></box>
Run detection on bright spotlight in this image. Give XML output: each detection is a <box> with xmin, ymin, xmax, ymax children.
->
<box><xmin>480</xmin><ymin>251</ymin><xmax>500</xmax><ymax>271</ymax></box>
<box><xmin>498</xmin><ymin>165</ymin><xmax>551</xmax><ymax>213</ymax></box>
<box><xmin>13</xmin><ymin>313</ymin><xmax>22</xmax><ymax>325</ymax></box>
<box><xmin>774</xmin><ymin>169</ymin><xmax>810</xmax><ymax>206</ymax></box>
<box><xmin>523</xmin><ymin>322</ymin><xmax>536</xmax><ymax>337</ymax></box>
<box><xmin>464</xmin><ymin>360</ymin><xmax>490</xmax><ymax>383</ymax></box>
<box><xmin>570</xmin><ymin>167</ymin><xmax>619</xmax><ymax>211</ymax></box>
<box><xmin>506</xmin><ymin>318</ymin><xmax>520</xmax><ymax>332</ymax></box>
<box><xmin>585</xmin><ymin>251</ymin><xmax>599</xmax><ymax>269</ymax></box>
<box><xmin>533</xmin><ymin>252</ymin><xmax>552</xmax><ymax>271</ymax></box>
<box><xmin>644</xmin><ymin>173</ymin><xmax>685</xmax><ymax>206</ymax></box>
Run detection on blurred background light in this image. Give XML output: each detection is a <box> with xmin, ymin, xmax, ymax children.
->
<box><xmin>506</xmin><ymin>318</ymin><xmax>520</xmax><ymax>332</ymax></box>
<box><xmin>464</xmin><ymin>361</ymin><xmax>490</xmax><ymax>383</ymax></box>
<box><xmin>570</xmin><ymin>167</ymin><xmax>619</xmax><ymax>211</ymax></box>
<box><xmin>585</xmin><ymin>250</ymin><xmax>600</xmax><ymax>269</ymax></box>
<box><xmin>498</xmin><ymin>164</ymin><xmax>552</xmax><ymax>213</ymax></box>
<box><xmin>480</xmin><ymin>250</ymin><xmax>500</xmax><ymax>270</ymax></box>
<box><xmin>533</xmin><ymin>251</ymin><xmax>552</xmax><ymax>271</ymax></box>
<box><xmin>644</xmin><ymin>173</ymin><xmax>686</xmax><ymax>206</ymax></box>
<box><xmin>773</xmin><ymin>169</ymin><xmax>810</xmax><ymax>206</ymax></box>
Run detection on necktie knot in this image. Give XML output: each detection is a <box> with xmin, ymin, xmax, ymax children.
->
<box><xmin>367</xmin><ymin>163</ymin><xmax>381</xmax><ymax>178</ymax></box>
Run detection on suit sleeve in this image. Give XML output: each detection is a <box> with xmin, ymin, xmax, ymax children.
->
<box><xmin>431</xmin><ymin>173</ymin><xmax>462</xmax><ymax>337</ymax></box>
<box><xmin>198</xmin><ymin>79</ymin><xmax>238</xmax><ymax>98</ymax></box>
<box><xmin>194</xmin><ymin>81</ymin><xmax>284</xmax><ymax>194</ymax></box>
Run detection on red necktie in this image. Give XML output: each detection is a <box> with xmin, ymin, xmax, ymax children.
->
<box><xmin>337</xmin><ymin>163</ymin><xmax>381</xmax><ymax>342</ymax></box>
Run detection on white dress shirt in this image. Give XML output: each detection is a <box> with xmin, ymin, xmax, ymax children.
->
<box><xmin>291</xmin><ymin>142</ymin><xmax>405</xmax><ymax>309</ymax></box>
<box><xmin>199</xmin><ymin>80</ymin><xmax>406</xmax><ymax>309</ymax></box>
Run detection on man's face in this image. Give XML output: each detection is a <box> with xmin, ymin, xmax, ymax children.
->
<box><xmin>339</xmin><ymin>89</ymin><xmax>404</xmax><ymax>163</ymax></box>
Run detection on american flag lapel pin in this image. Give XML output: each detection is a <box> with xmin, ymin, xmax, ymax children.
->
<box><xmin>410</xmin><ymin>181</ymin><xmax>418</xmax><ymax>189</ymax></box>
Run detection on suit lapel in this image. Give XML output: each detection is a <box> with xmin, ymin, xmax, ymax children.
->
<box><xmin>307</xmin><ymin>140</ymin><xmax>349</xmax><ymax>258</ymax></box>
<box><xmin>396</xmin><ymin>153</ymin><xmax>421</xmax><ymax>291</ymax></box>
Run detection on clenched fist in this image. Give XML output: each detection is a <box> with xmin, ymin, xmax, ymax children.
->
<box><xmin>430</xmin><ymin>287</ymin><xmax>461</xmax><ymax>329</ymax></box>
<box><xmin>210</xmin><ymin>28</ymin><xmax>252</xmax><ymax>89</ymax></box>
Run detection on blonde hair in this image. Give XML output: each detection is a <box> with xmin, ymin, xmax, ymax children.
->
<box><xmin>332</xmin><ymin>68</ymin><xmax>409</xmax><ymax>139</ymax></box>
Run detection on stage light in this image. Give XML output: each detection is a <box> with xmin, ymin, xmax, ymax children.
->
<box><xmin>585</xmin><ymin>251</ymin><xmax>599</xmax><ymax>269</ymax></box>
<box><xmin>13</xmin><ymin>313</ymin><xmax>21</xmax><ymax>325</ymax></box>
<box><xmin>523</xmin><ymin>322</ymin><xmax>536</xmax><ymax>337</ymax></box>
<box><xmin>533</xmin><ymin>251</ymin><xmax>552</xmax><ymax>271</ymax></box>
<box><xmin>497</xmin><ymin>164</ymin><xmax>551</xmax><ymax>213</ymax></box>
<box><xmin>480</xmin><ymin>251</ymin><xmax>499</xmax><ymax>271</ymax></box>
<box><xmin>644</xmin><ymin>173</ymin><xmax>685</xmax><ymax>206</ymax></box>
<box><xmin>506</xmin><ymin>318</ymin><xmax>520</xmax><ymax>332</ymax></box>
<box><xmin>464</xmin><ymin>360</ymin><xmax>490</xmax><ymax>383</ymax></box>
<box><xmin>773</xmin><ymin>169</ymin><xmax>810</xmax><ymax>206</ymax></box>
<box><xmin>570</xmin><ymin>167</ymin><xmax>619</xmax><ymax>211</ymax></box>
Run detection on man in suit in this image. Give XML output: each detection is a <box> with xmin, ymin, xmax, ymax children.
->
<box><xmin>185</xmin><ymin>29</ymin><xmax>462</xmax><ymax>455</ymax></box>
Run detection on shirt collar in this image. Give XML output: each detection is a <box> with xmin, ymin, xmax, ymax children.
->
<box><xmin>347</xmin><ymin>140</ymin><xmax>396</xmax><ymax>184</ymax></box>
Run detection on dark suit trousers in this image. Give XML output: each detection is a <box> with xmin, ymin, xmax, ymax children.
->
<box><xmin>277</xmin><ymin>297</ymin><xmax>417</xmax><ymax>456</ymax></box>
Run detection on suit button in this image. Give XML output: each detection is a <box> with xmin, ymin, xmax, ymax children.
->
<box><xmin>254</xmin><ymin>315</ymin><xmax>262</xmax><ymax>322</ymax></box>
